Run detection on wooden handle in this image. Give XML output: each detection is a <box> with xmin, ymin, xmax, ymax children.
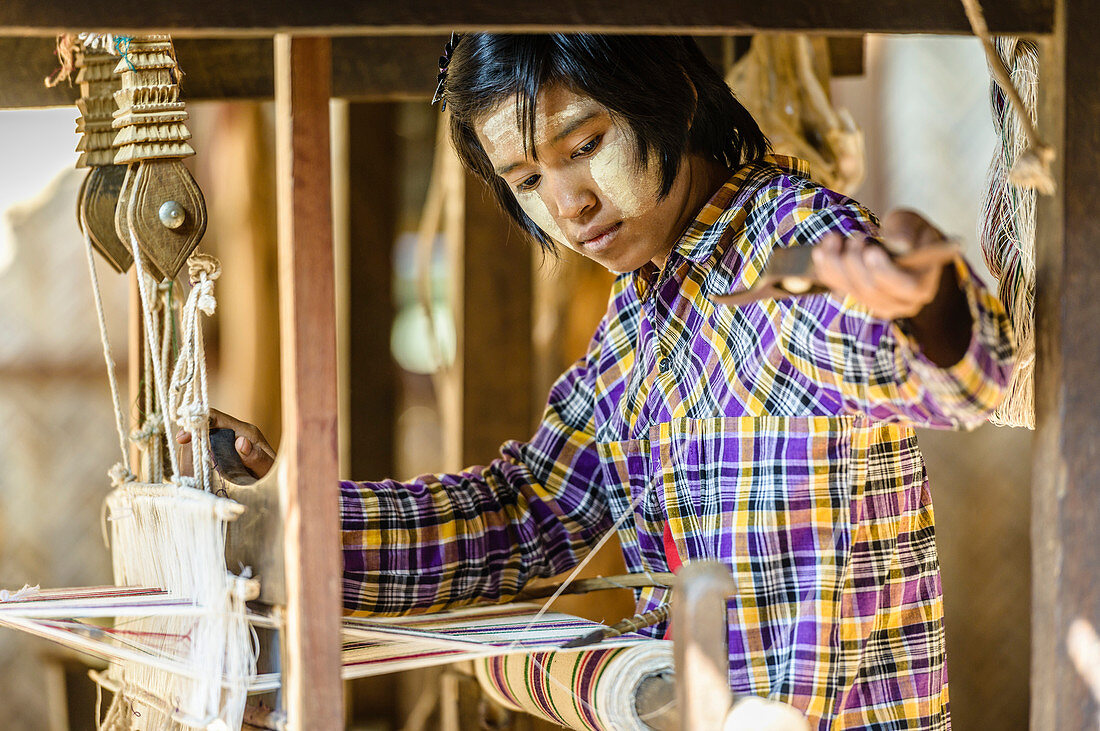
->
<box><xmin>711</xmin><ymin>237</ymin><xmax>960</xmax><ymax>308</ymax></box>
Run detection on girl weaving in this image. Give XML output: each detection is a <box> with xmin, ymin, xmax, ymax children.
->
<box><xmin>186</xmin><ymin>34</ymin><xmax>1014</xmax><ymax>728</ymax></box>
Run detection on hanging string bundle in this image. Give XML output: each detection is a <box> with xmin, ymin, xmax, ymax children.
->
<box><xmin>959</xmin><ymin>0</ymin><xmax>1052</xmax><ymax>428</ymax></box>
<box><xmin>976</xmin><ymin>37</ymin><xmax>1041</xmax><ymax>428</ymax></box>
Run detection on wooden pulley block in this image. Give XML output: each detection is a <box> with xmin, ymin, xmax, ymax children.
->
<box><xmin>78</xmin><ymin>164</ymin><xmax>132</xmax><ymax>273</ymax></box>
<box><xmin>114</xmin><ymin>158</ymin><xmax>207</xmax><ymax>280</ymax></box>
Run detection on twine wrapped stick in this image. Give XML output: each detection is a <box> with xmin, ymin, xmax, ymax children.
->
<box><xmin>961</xmin><ymin>0</ymin><xmax>1055</xmax><ymax>195</ymax></box>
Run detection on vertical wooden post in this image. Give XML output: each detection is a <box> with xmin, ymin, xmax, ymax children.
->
<box><xmin>346</xmin><ymin>102</ymin><xmax>398</xmax><ymax>480</ymax></box>
<box><xmin>274</xmin><ymin>34</ymin><xmax>343</xmax><ymax>730</ymax></box>
<box><xmin>1033</xmin><ymin>0</ymin><xmax>1100</xmax><ymax>728</ymax></box>
<box><xmin>673</xmin><ymin>561</ymin><xmax>735</xmax><ymax>731</ymax></box>
<box><xmin>457</xmin><ymin>174</ymin><xmax>534</xmax><ymax>464</ymax></box>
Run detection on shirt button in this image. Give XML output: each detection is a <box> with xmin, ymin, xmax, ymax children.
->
<box><xmin>658</xmin><ymin>357</ymin><xmax>670</xmax><ymax>373</ymax></box>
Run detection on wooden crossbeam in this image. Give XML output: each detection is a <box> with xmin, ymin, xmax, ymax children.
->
<box><xmin>2</xmin><ymin>37</ymin><xmax>448</xmax><ymax>108</ymax></box>
<box><xmin>4</xmin><ymin>34</ymin><xmax>855</xmax><ymax>109</ymax></box>
<box><xmin>0</xmin><ymin>0</ymin><xmax>1052</xmax><ymax>38</ymax></box>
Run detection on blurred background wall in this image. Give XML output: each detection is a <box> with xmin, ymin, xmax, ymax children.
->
<box><xmin>0</xmin><ymin>34</ymin><xmax>1030</xmax><ymax>730</ymax></box>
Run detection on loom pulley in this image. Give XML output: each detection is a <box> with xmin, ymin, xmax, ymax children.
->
<box><xmin>74</xmin><ymin>33</ymin><xmax>208</xmax><ymax>281</ymax></box>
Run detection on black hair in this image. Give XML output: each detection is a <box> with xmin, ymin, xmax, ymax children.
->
<box><xmin>442</xmin><ymin>34</ymin><xmax>769</xmax><ymax>254</ymax></box>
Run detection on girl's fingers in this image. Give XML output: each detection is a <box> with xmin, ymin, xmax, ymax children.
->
<box><xmin>863</xmin><ymin>246</ymin><xmax>930</xmax><ymax>306</ymax></box>
<box><xmin>236</xmin><ymin>437</ymin><xmax>275</xmax><ymax>478</ymax></box>
<box><xmin>814</xmin><ymin>233</ymin><xmax>937</xmax><ymax>319</ymax></box>
<box><xmin>176</xmin><ymin>409</ymin><xmax>276</xmax><ymax>479</ymax></box>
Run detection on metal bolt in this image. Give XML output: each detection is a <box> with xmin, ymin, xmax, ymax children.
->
<box><xmin>158</xmin><ymin>200</ymin><xmax>185</xmax><ymax>229</ymax></box>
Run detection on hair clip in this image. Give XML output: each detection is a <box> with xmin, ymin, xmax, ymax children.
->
<box><xmin>432</xmin><ymin>32</ymin><xmax>462</xmax><ymax>110</ymax></box>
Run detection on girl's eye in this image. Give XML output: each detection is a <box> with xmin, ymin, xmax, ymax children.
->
<box><xmin>515</xmin><ymin>174</ymin><xmax>541</xmax><ymax>192</ymax></box>
<box><xmin>572</xmin><ymin>136</ymin><xmax>601</xmax><ymax>158</ymax></box>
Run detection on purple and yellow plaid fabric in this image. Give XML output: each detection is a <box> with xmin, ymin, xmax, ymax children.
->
<box><xmin>340</xmin><ymin>155</ymin><xmax>1014</xmax><ymax>729</ymax></box>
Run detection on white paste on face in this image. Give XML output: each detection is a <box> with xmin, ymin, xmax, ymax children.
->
<box><xmin>480</xmin><ymin>103</ymin><xmax>523</xmax><ymax>158</ymax></box>
<box><xmin>516</xmin><ymin>189</ymin><xmax>568</xmax><ymax>246</ymax></box>
<box><xmin>588</xmin><ymin>127</ymin><xmax>660</xmax><ymax>218</ymax></box>
<box><xmin>478</xmin><ymin>94</ymin><xmax>662</xmax><ymax>255</ymax></box>
<box><xmin>479</xmin><ymin>99</ymin><xmax>595</xmax><ymax>247</ymax></box>
<box><xmin>482</xmin><ymin>99</ymin><xmax>594</xmax><ymax>153</ymax></box>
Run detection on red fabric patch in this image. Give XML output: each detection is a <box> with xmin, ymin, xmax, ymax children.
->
<box><xmin>662</xmin><ymin>521</ymin><xmax>681</xmax><ymax>640</ymax></box>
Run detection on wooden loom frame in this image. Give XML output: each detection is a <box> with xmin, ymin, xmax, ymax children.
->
<box><xmin>1</xmin><ymin>1</ymin><xmax>1095</xmax><ymax>729</ymax></box>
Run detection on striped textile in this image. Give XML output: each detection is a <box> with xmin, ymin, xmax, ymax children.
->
<box><xmin>341</xmin><ymin>602</ymin><xmax>652</xmax><ymax>678</ymax></box>
<box><xmin>341</xmin><ymin>155</ymin><xmax>1015</xmax><ymax>728</ymax></box>
<box><xmin>477</xmin><ymin>641</ymin><xmax>672</xmax><ymax>731</ymax></box>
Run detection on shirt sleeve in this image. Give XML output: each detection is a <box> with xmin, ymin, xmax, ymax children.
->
<box><xmin>339</xmin><ymin>318</ymin><xmax>611</xmax><ymax>616</ymax></box>
<box><xmin>761</xmin><ymin>180</ymin><xmax>1016</xmax><ymax>429</ymax></box>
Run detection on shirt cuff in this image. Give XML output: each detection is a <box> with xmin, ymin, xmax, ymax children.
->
<box><xmin>892</xmin><ymin>256</ymin><xmax>1016</xmax><ymax>429</ymax></box>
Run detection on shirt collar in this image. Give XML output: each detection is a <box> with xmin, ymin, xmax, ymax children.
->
<box><xmin>672</xmin><ymin>154</ymin><xmax>810</xmax><ymax>265</ymax></box>
<box><xmin>631</xmin><ymin>154</ymin><xmax>809</xmax><ymax>299</ymax></box>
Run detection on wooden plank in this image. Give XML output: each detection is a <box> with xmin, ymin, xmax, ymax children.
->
<box><xmin>273</xmin><ymin>34</ymin><xmax>343</xmax><ymax>731</ymax></box>
<box><xmin>345</xmin><ymin>101</ymin><xmax>398</xmax><ymax>480</ymax></box>
<box><xmin>826</xmin><ymin>36</ymin><xmax>864</xmax><ymax>77</ymax></box>
<box><xmin>1032</xmin><ymin>0</ymin><xmax>1100</xmax><ymax>728</ymax></box>
<box><xmin>0</xmin><ymin>36</ymin><xmax>447</xmax><ymax>108</ymax></box>
<box><xmin>331</xmin><ymin>36</ymin><xmax>446</xmax><ymax>100</ymax></box>
<box><xmin>458</xmin><ymin>172</ymin><xmax>534</xmax><ymax>465</ymax></box>
<box><xmin>0</xmin><ymin>0</ymin><xmax>1053</xmax><ymax>37</ymax></box>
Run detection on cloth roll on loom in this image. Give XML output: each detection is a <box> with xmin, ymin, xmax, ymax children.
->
<box><xmin>475</xmin><ymin>642</ymin><xmax>675</xmax><ymax>731</ymax></box>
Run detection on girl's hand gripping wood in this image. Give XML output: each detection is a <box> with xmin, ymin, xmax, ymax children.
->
<box><xmin>176</xmin><ymin>408</ymin><xmax>276</xmax><ymax>479</ymax></box>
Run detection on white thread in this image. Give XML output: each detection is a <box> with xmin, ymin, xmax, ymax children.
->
<box><xmin>0</xmin><ymin>584</ymin><xmax>40</xmax><ymax>602</ymax></box>
<box><xmin>126</xmin><ymin>229</ymin><xmax>181</xmax><ymax>479</ymax></box>
<box><xmin>80</xmin><ymin>223</ymin><xmax>133</xmax><ymax>478</ymax></box>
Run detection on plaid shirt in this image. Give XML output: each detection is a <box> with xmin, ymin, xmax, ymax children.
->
<box><xmin>340</xmin><ymin>155</ymin><xmax>1014</xmax><ymax>729</ymax></box>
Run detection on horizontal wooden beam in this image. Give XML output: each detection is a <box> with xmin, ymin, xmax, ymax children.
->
<box><xmin>0</xmin><ymin>0</ymin><xmax>1052</xmax><ymax>38</ymax></box>
<box><xmin>0</xmin><ymin>33</ymin><xmax>867</xmax><ymax>109</ymax></box>
<box><xmin>2</xmin><ymin>37</ymin><xmax>447</xmax><ymax>108</ymax></box>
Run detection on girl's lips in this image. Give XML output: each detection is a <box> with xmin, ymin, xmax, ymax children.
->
<box><xmin>580</xmin><ymin>222</ymin><xmax>622</xmax><ymax>253</ymax></box>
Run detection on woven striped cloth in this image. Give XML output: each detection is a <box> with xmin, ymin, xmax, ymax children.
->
<box><xmin>476</xmin><ymin>641</ymin><xmax>672</xmax><ymax>731</ymax></box>
<box><xmin>341</xmin><ymin>155</ymin><xmax>1015</xmax><ymax>728</ymax></box>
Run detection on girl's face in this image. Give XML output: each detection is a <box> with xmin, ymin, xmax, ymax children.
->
<box><xmin>475</xmin><ymin>85</ymin><xmax>703</xmax><ymax>273</ymax></box>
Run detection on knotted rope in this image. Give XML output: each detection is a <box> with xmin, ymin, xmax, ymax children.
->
<box><xmin>170</xmin><ymin>253</ymin><xmax>221</xmax><ymax>492</ymax></box>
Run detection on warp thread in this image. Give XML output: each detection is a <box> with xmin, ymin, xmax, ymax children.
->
<box><xmin>961</xmin><ymin>0</ymin><xmax>1054</xmax><ymax>194</ymax></box>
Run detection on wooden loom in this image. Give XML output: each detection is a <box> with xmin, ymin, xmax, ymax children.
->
<box><xmin>0</xmin><ymin>2</ymin><xmax>1096</xmax><ymax>730</ymax></box>
<box><xmin>5</xmin><ymin>30</ymin><xmax>805</xmax><ymax>731</ymax></box>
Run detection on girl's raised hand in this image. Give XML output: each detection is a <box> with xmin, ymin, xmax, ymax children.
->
<box><xmin>176</xmin><ymin>408</ymin><xmax>276</xmax><ymax>479</ymax></box>
<box><xmin>811</xmin><ymin>209</ymin><xmax>959</xmax><ymax>322</ymax></box>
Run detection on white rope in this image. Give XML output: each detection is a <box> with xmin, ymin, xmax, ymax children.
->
<box><xmin>80</xmin><ymin>219</ymin><xmax>133</xmax><ymax>481</ymax></box>
<box><xmin>170</xmin><ymin>254</ymin><xmax>221</xmax><ymax>492</ymax></box>
<box><xmin>126</xmin><ymin>229</ymin><xmax>181</xmax><ymax>479</ymax></box>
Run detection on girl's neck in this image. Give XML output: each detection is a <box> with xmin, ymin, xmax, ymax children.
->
<box><xmin>652</xmin><ymin>154</ymin><xmax>734</xmax><ymax>270</ymax></box>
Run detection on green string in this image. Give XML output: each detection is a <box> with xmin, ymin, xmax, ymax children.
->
<box><xmin>113</xmin><ymin>36</ymin><xmax>135</xmax><ymax>70</ymax></box>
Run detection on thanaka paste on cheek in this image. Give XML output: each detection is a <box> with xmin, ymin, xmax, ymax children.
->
<box><xmin>516</xmin><ymin>190</ymin><xmax>569</xmax><ymax>246</ymax></box>
<box><xmin>480</xmin><ymin>99</ymin><xmax>595</xmax><ymax>248</ymax></box>
<box><xmin>589</xmin><ymin>130</ymin><xmax>660</xmax><ymax>218</ymax></box>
